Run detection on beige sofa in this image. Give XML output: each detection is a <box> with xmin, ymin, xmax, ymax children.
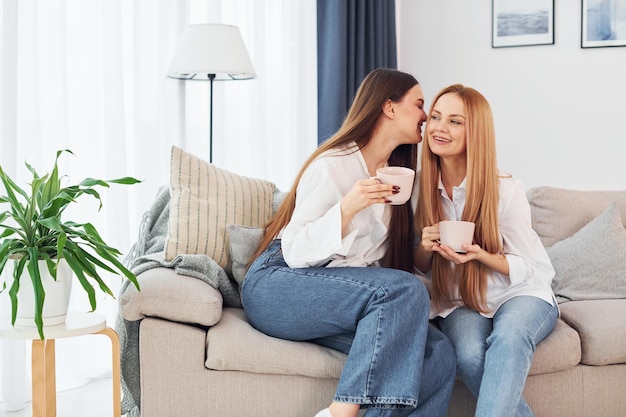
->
<box><xmin>119</xmin><ymin>185</ymin><xmax>626</xmax><ymax>417</ymax></box>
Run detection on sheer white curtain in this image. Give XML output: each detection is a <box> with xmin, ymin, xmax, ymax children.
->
<box><xmin>0</xmin><ymin>0</ymin><xmax>317</xmax><ymax>409</ymax></box>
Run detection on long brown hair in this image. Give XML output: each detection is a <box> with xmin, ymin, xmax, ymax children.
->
<box><xmin>415</xmin><ymin>84</ymin><xmax>502</xmax><ymax>312</ymax></box>
<box><xmin>250</xmin><ymin>68</ymin><xmax>420</xmax><ymax>272</ymax></box>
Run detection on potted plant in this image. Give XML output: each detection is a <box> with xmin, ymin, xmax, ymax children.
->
<box><xmin>0</xmin><ymin>149</ymin><xmax>141</xmax><ymax>339</ymax></box>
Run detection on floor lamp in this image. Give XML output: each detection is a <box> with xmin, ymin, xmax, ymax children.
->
<box><xmin>167</xmin><ymin>24</ymin><xmax>256</xmax><ymax>163</ymax></box>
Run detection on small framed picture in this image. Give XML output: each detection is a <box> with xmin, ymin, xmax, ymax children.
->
<box><xmin>492</xmin><ymin>0</ymin><xmax>555</xmax><ymax>48</ymax></box>
<box><xmin>582</xmin><ymin>0</ymin><xmax>626</xmax><ymax>48</ymax></box>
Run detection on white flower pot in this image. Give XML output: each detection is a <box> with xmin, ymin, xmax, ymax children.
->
<box><xmin>12</xmin><ymin>259</ymin><xmax>73</xmax><ymax>327</ymax></box>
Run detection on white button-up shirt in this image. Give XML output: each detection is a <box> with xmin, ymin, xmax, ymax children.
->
<box><xmin>281</xmin><ymin>144</ymin><xmax>400</xmax><ymax>268</ymax></box>
<box><xmin>418</xmin><ymin>173</ymin><xmax>556</xmax><ymax>319</ymax></box>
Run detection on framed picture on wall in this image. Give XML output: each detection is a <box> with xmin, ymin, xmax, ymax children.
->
<box><xmin>582</xmin><ymin>0</ymin><xmax>626</xmax><ymax>48</ymax></box>
<box><xmin>492</xmin><ymin>0</ymin><xmax>555</xmax><ymax>48</ymax></box>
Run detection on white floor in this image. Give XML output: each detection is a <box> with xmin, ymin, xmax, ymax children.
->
<box><xmin>0</xmin><ymin>377</ymin><xmax>118</xmax><ymax>417</ymax></box>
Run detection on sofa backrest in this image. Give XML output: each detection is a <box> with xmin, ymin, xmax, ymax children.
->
<box><xmin>527</xmin><ymin>186</ymin><xmax>626</xmax><ymax>247</ymax></box>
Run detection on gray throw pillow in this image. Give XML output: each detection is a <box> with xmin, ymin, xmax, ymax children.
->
<box><xmin>547</xmin><ymin>202</ymin><xmax>626</xmax><ymax>303</ymax></box>
<box><xmin>227</xmin><ymin>224</ymin><xmax>264</xmax><ymax>287</ymax></box>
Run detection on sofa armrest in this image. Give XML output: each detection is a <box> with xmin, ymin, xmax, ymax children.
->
<box><xmin>119</xmin><ymin>267</ymin><xmax>223</xmax><ymax>326</ymax></box>
<box><xmin>559</xmin><ymin>299</ymin><xmax>626</xmax><ymax>366</ymax></box>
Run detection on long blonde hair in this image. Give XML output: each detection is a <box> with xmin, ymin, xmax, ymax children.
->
<box><xmin>250</xmin><ymin>69</ymin><xmax>420</xmax><ymax>272</ymax></box>
<box><xmin>415</xmin><ymin>84</ymin><xmax>502</xmax><ymax>313</ymax></box>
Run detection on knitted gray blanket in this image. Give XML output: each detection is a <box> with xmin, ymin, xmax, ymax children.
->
<box><xmin>116</xmin><ymin>186</ymin><xmax>242</xmax><ymax>417</ymax></box>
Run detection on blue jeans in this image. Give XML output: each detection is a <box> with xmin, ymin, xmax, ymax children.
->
<box><xmin>241</xmin><ymin>240</ymin><xmax>456</xmax><ymax>417</ymax></box>
<box><xmin>436</xmin><ymin>296</ymin><xmax>558</xmax><ymax>417</ymax></box>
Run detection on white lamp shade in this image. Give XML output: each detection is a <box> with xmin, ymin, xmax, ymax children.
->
<box><xmin>167</xmin><ymin>24</ymin><xmax>256</xmax><ymax>81</ymax></box>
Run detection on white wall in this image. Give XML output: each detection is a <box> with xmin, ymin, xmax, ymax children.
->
<box><xmin>397</xmin><ymin>0</ymin><xmax>626</xmax><ymax>191</ymax></box>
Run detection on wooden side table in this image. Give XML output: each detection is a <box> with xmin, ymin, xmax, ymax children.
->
<box><xmin>0</xmin><ymin>311</ymin><xmax>121</xmax><ymax>417</ymax></box>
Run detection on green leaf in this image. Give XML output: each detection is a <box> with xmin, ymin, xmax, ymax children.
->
<box><xmin>108</xmin><ymin>177</ymin><xmax>143</xmax><ymax>185</ymax></box>
<box><xmin>64</xmin><ymin>250</ymin><xmax>97</xmax><ymax>310</ymax></box>
<box><xmin>41</xmin><ymin>151</ymin><xmax>62</xmax><ymax>205</ymax></box>
<box><xmin>8</xmin><ymin>261</ymin><xmax>22</xmax><ymax>326</ymax></box>
<box><xmin>70</xmin><ymin>248</ymin><xmax>114</xmax><ymax>297</ymax></box>
<box><xmin>79</xmin><ymin>178</ymin><xmax>110</xmax><ymax>187</ymax></box>
<box><xmin>41</xmin><ymin>191</ymin><xmax>74</xmax><ymax>218</ymax></box>
<box><xmin>77</xmin><ymin>188</ymin><xmax>103</xmax><ymax>210</ymax></box>
<box><xmin>26</xmin><ymin>249</ymin><xmax>46</xmax><ymax>340</ymax></box>
<box><xmin>56</xmin><ymin>231</ymin><xmax>67</xmax><ymax>260</ymax></box>
<box><xmin>0</xmin><ymin>165</ymin><xmax>29</xmax><ymax>201</ymax></box>
<box><xmin>32</xmin><ymin>175</ymin><xmax>49</xmax><ymax>216</ymax></box>
<box><xmin>38</xmin><ymin>216</ymin><xmax>64</xmax><ymax>232</ymax></box>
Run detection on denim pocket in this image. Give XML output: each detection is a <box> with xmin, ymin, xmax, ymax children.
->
<box><xmin>262</xmin><ymin>239</ymin><xmax>285</xmax><ymax>268</ymax></box>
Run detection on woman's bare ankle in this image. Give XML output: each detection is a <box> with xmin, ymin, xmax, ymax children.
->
<box><xmin>328</xmin><ymin>402</ymin><xmax>359</xmax><ymax>417</ymax></box>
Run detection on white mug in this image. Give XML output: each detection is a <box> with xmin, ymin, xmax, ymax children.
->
<box><xmin>439</xmin><ymin>220</ymin><xmax>475</xmax><ymax>253</ymax></box>
<box><xmin>375</xmin><ymin>166</ymin><xmax>416</xmax><ymax>205</ymax></box>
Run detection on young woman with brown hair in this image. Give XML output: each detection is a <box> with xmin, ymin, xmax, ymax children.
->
<box><xmin>242</xmin><ymin>69</ymin><xmax>456</xmax><ymax>417</ymax></box>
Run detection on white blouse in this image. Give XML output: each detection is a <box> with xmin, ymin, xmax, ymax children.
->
<box><xmin>281</xmin><ymin>143</ymin><xmax>409</xmax><ymax>269</ymax></box>
<box><xmin>417</xmin><ymin>173</ymin><xmax>556</xmax><ymax>319</ymax></box>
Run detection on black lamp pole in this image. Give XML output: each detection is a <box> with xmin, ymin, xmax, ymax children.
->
<box><xmin>208</xmin><ymin>73</ymin><xmax>216</xmax><ymax>163</ymax></box>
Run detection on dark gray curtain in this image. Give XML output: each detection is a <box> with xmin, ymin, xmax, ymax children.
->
<box><xmin>317</xmin><ymin>0</ymin><xmax>397</xmax><ymax>144</ymax></box>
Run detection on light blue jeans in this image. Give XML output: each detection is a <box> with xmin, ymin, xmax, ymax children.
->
<box><xmin>436</xmin><ymin>296</ymin><xmax>558</xmax><ymax>417</ymax></box>
<box><xmin>241</xmin><ymin>240</ymin><xmax>456</xmax><ymax>417</ymax></box>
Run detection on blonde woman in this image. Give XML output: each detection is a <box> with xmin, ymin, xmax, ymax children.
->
<box><xmin>242</xmin><ymin>69</ymin><xmax>456</xmax><ymax>417</ymax></box>
<box><xmin>414</xmin><ymin>84</ymin><xmax>558</xmax><ymax>417</ymax></box>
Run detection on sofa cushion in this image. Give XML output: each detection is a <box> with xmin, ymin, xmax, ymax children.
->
<box><xmin>205</xmin><ymin>308</ymin><xmax>346</xmax><ymax>378</ymax></box>
<box><xmin>559</xmin><ymin>299</ymin><xmax>626</xmax><ymax>366</ymax></box>
<box><xmin>547</xmin><ymin>203</ymin><xmax>626</xmax><ymax>302</ymax></box>
<box><xmin>120</xmin><ymin>267</ymin><xmax>223</xmax><ymax>326</ymax></box>
<box><xmin>227</xmin><ymin>224</ymin><xmax>264</xmax><ymax>286</ymax></box>
<box><xmin>227</xmin><ymin>191</ymin><xmax>288</xmax><ymax>286</ymax></box>
<box><xmin>528</xmin><ymin>318</ymin><xmax>581</xmax><ymax>375</ymax></box>
<box><xmin>165</xmin><ymin>146</ymin><xmax>275</xmax><ymax>274</ymax></box>
<box><xmin>526</xmin><ymin>187</ymin><xmax>626</xmax><ymax>247</ymax></box>
<box><xmin>205</xmin><ymin>310</ymin><xmax>581</xmax><ymax>379</ymax></box>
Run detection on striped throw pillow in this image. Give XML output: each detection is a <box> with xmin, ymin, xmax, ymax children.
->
<box><xmin>165</xmin><ymin>146</ymin><xmax>275</xmax><ymax>274</ymax></box>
